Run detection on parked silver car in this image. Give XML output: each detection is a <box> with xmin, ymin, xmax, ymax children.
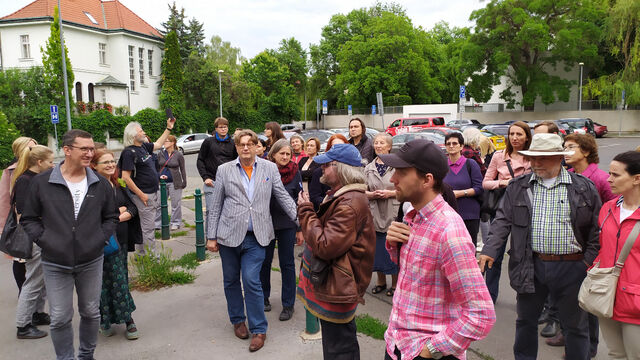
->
<box><xmin>176</xmin><ymin>133</ymin><xmax>211</xmax><ymax>154</ymax></box>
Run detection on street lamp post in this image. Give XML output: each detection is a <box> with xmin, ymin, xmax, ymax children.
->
<box><xmin>578</xmin><ymin>62</ymin><xmax>584</xmax><ymax>112</ymax></box>
<box><xmin>218</xmin><ymin>69</ymin><xmax>224</xmax><ymax>117</ymax></box>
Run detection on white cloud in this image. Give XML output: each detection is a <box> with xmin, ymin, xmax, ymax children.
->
<box><xmin>1</xmin><ymin>0</ymin><xmax>485</xmax><ymax>58</ymax></box>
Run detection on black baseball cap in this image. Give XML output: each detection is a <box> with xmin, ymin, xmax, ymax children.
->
<box><xmin>378</xmin><ymin>139</ymin><xmax>449</xmax><ymax>180</ymax></box>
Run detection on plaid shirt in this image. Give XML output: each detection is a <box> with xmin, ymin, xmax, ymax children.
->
<box><xmin>384</xmin><ymin>195</ymin><xmax>495</xmax><ymax>360</ymax></box>
<box><xmin>530</xmin><ymin>168</ymin><xmax>582</xmax><ymax>254</ymax></box>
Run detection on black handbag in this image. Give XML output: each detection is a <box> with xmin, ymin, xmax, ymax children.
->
<box><xmin>0</xmin><ymin>202</ymin><xmax>33</xmax><ymax>259</ymax></box>
<box><xmin>308</xmin><ymin>254</ymin><xmax>331</xmax><ymax>286</ymax></box>
<box><xmin>480</xmin><ymin>159</ymin><xmax>514</xmax><ymax>220</ymax></box>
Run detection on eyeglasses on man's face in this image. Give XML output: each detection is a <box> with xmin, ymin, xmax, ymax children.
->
<box><xmin>237</xmin><ymin>143</ymin><xmax>255</xmax><ymax>149</ymax></box>
<box><xmin>67</xmin><ymin>145</ymin><xmax>96</xmax><ymax>154</ymax></box>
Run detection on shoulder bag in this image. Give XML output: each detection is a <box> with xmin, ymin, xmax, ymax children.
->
<box><xmin>104</xmin><ymin>234</ymin><xmax>120</xmax><ymax>256</ymax></box>
<box><xmin>578</xmin><ymin>221</ymin><xmax>640</xmax><ymax>318</ymax></box>
<box><xmin>480</xmin><ymin>159</ymin><xmax>514</xmax><ymax>219</ymax></box>
<box><xmin>0</xmin><ymin>192</ymin><xmax>33</xmax><ymax>259</ymax></box>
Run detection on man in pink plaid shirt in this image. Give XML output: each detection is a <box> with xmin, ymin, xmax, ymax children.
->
<box><xmin>379</xmin><ymin>139</ymin><xmax>495</xmax><ymax>360</ymax></box>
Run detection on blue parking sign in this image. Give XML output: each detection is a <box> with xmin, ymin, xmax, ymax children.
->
<box><xmin>50</xmin><ymin>105</ymin><xmax>59</xmax><ymax>124</ymax></box>
<box><xmin>459</xmin><ymin>86</ymin><xmax>466</xmax><ymax>99</ymax></box>
<box><xmin>372</xmin><ymin>105</ymin><xmax>376</xmax><ymax>115</ymax></box>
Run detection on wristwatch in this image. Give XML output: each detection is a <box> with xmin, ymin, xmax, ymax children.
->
<box><xmin>463</xmin><ymin>190</ymin><xmax>468</xmax><ymax>197</ymax></box>
<box><xmin>425</xmin><ymin>340</ymin><xmax>443</xmax><ymax>359</ymax></box>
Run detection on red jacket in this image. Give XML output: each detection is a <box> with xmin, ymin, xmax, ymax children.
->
<box><xmin>593</xmin><ymin>197</ymin><xmax>640</xmax><ymax>324</ymax></box>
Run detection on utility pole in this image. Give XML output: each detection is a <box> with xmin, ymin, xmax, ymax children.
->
<box><xmin>58</xmin><ymin>0</ymin><xmax>72</xmax><ymax>130</ymax></box>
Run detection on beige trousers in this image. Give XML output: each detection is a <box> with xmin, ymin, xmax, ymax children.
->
<box><xmin>599</xmin><ymin>316</ymin><xmax>640</xmax><ymax>359</ymax></box>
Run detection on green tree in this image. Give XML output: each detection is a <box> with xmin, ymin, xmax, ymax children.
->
<box><xmin>41</xmin><ymin>6</ymin><xmax>74</xmax><ymax>106</ymax></box>
<box><xmin>334</xmin><ymin>10</ymin><xmax>440</xmax><ymax>108</ymax></box>
<box><xmin>241</xmin><ymin>51</ymin><xmax>300</xmax><ymax>123</ymax></box>
<box><xmin>160</xmin><ymin>31</ymin><xmax>185</xmax><ymax>116</ymax></box>
<box><xmin>271</xmin><ymin>38</ymin><xmax>308</xmax><ymax>93</ymax></box>
<box><xmin>0</xmin><ymin>112</ymin><xmax>22</xmax><ymax>169</ymax></box>
<box><xmin>204</xmin><ymin>35</ymin><xmax>244</xmax><ymax>72</ymax></box>
<box><xmin>184</xmin><ymin>18</ymin><xmax>205</xmax><ymax>56</ymax></box>
<box><xmin>161</xmin><ymin>2</ymin><xmax>204</xmax><ymax>61</ymax></box>
<box><xmin>467</xmin><ymin>0</ymin><xmax>605</xmax><ymax>108</ymax></box>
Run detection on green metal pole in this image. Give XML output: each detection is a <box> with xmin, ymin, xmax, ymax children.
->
<box><xmin>194</xmin><ymin>188</ymin><xmax>205</xmax><ymax>261</ymax></box>
<box><xmin>305</xmin><ymin>309</ymin><xmax>320</xmax><ymax>334</ymax></box>
<box><xmin>160</xmin><ymin>179</ymin><xmax>169</xmax><ymax>240</ymax></box>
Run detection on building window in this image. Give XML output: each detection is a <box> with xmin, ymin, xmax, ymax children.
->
<box><xmin>88</xmin><ymin>83</ymin><xmax>95</xmax><ymax>103</ymax></box>
<box><xmin>75</xmin><ymin>82</ymin><xmax>83</xmax><ymax>102</ymax></box>
<box><xmin>138</xmin><ymin>48</ymin><xmax>145</xmax><ymax>85</ymax></box>
<box><xmin>98</xmin><ymin>43</ymin><xmax>106</xmax><ymax>65</ymax></box>
<box><xmin>148</xmin><ymin>49</ymin><xmax>153</xmax><ymax>76</ymax></box>
<box><xmin>100</xmin><ymin>89</ymin><xmax>106</xmax><ymax>103</ymax></box>
<box><xmin>20</xmin><ymin>35</ymin><xmax>31</xmax><ymax>58</ymax></box>
<box><xmin>128</xmin><ymin>45</ymin><xmax>135</xmax><ymax>91</ymax></box>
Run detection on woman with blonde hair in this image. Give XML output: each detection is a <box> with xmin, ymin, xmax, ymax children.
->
<box><xmin>1</xmin><ymin>137</ymin><xmax>38</xmax><ymax>295</ymax></box>
<box><xmin>12</xmin><ymin>145</ymin><xmax>55</xmax><ymax>339</ymax></box>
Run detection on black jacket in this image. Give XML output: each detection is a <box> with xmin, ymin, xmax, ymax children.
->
<box><xmin>21</xmin><ymin>164</ymin><xmax>119</xmax><ymax>268</ymax></box>
<box><xmin>271</xmin><ymin>170</ymin><xmax>302</xmax><ymax>231</ymax></box>
<box><xmin>481</xmin><ymin>171</ymin><xmax>601</xmax><ymax>294</ymax></box>
<box><xmin>349</xmin><ymin>135</ymin><xmax>375</xmax><ymax>164</ymax></box>
<box><xmin>113</xmin><ymin>184</ymin><xmax>142</xmax><ymax>251</ymax></box>
<box><xmin>196</xmin><ymin>135</ymin><xmax>237</xmax><ymax>181</ymax></box>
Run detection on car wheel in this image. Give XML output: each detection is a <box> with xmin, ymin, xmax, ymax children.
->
<box><xmin>178</xmin><ymin>147</ymin><xmax>184</xmax><ymax>154</ymax></box>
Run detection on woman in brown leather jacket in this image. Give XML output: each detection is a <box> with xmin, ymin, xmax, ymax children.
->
<box><xmin>296</xmin><ymin>143</ymin><xmax>375</xmax><ymax>360</ymax></box>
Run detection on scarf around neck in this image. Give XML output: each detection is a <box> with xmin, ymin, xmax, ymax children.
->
<box><xmin>278</xmin><ymin>161</ymin><xmax>298</xmax><ymax>185</ymax></box>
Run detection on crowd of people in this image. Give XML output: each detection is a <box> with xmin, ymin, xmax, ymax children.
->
<box><xmin>0</xmin><ymin>116</ymin><xmax>639</xmax><ymax>360</ymax></box>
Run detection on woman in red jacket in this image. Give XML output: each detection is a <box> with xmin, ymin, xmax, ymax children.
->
<box><xmin>594</xmin><ymin>150</ymin><xmax>640</xmax><ymax>359</ymax></box>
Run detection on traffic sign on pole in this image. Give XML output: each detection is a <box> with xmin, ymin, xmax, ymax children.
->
<box><xmin>348</xmin><ymin>105</ymin><xmax>352</xmax><ymax>116</ymax></box>
<box><xmin>322</xmin><ymin>100</ymin><xmax>328</xmax><ymax>115</ymax></box>
<box><xmin>372</xmin><ymin>105</ymin><xmax>376</xmax><ymax>115</ymax></box>
<box><xmin>459</xmin><ymin>85</ymin><xmax>466</xmax><ymax>99</ymax></box>
<box><xmin>50</xmin><ymin>105</ymin><xmax>59</xmax><ymax>124</ymax></box>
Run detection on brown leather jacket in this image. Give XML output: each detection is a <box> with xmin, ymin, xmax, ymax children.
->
<box><xmin>298</xmin><ymin>184</ymin><xmax>375</xmax><ymax>304</ymax></box>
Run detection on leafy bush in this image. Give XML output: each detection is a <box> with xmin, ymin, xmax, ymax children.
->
<box><xmin>383</xmin><ymin>94</ymin><xmax>413</xmax><ymax>106</ymax></box>
<box><xmin>0</xmin><ymin>112</ymin><xmax>22</xmax><ymax>169</ymax></box>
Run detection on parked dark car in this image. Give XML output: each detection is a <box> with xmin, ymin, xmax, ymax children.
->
<box><xmin>299</xmin><ymin>129</ymin><xmax>336</xmax><ymax>153</ymax></box>
<box><xmin>447</xmin><ymin>119</ymin><xmax>481</xmax><ymax>128</ymax></box>
<box><xmin>392</xmin><ymin>132</ymin><xmax>446</xmax><ymax>153</ymax></box>
<box><xmin>557</xmin><ymin>118</ymin><xmax>596</xmax><ymax>137</ymax></box>
<box><xmin>593</xmin><ymin>122</ymin><xmax>608</xmax><ymax>138</ymax></box>
<box><xmin>482</xmin><ymin>125</ymin><xmax>510</xmax><ymax>137</ymax></box>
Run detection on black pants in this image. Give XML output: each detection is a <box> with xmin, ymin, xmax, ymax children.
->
<box><xmin>514</xmin><ymin>258</ymin><xmax>589</xmax><ymax>360</ymax></box>
<box><xmin>463</xmin><ymin>219</ymin><xmax>480</xmax><ymax>247</ymax></box>
<box><xmin>384</xmin><ymin>346</ymin><xmax>459</xmax><ymax>360</ymax></box>
<box><xmin>320</xmin><ymin>318</ymin><xmax>360</xmax><ymax>360</ymax></box>
<box><xmin>13</xmin><ymin>260</ymin><xmax>26</xmax><ymax>294</ymax></box>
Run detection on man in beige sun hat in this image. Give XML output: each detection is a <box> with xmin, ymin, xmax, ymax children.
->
<box><xmin>479</xmin><ymin>133</ymin><xmax>602</xmax><ymax>359</ymax></box>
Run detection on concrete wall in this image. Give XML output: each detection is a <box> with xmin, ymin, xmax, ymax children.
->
<box><xmin>321</xmin><ymin>110</ymin><xmax>640</xmax><ymax>132</ymax></box>
<box><xmin>466</xmin><ymin>110</ymin><xmax>640</xmax><ymax>132</ymax></box>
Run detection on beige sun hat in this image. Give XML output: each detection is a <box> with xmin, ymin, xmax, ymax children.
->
<box><xmin>519</xmin><ymin>133</ymin><xmax>575</xmax><ymax>156</ymax></box>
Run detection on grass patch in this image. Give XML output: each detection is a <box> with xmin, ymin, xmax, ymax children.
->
<box><xmin>271</xmin><ymin>267</ymin><xmax>280</xmax><ymax>272</ymax></box>
<box><xmin>183</xmin><ymin>194</ymin><xmax>195</xmax><ymax>200</ymax></box>
<box><xmin>174</xmin><ymin>252</ymin><xmax>206</xmax><ymax>269</ymax></box>
<box><xmin>355</xmin><ymin>314</ymin><xmax>387</xmax><ymax>340</ymax></box>
<box><xmin>182</xmin><ymin>220</ymin><xmax>196</xmax><ymax>229</ymax></box>
<box><xmin>155</xmin><ymin>230</ymin><xmax>189</xmax><ymax>239</ymax></box>
<box><xmin>129</xmin><ymin>247</ymin><xmax>197</xmax><ymax>291</ymax></box>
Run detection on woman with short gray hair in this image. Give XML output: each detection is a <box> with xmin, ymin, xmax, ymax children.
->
<box><xmin>365</xmin><ymin>133</ymin><xmax>399</xmax><ymax>296</ymax></box>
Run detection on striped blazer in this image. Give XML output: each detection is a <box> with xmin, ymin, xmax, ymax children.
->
<box><xmin>207</xmin><ymin>157</ymin><xmax>297</xmax><ymax>247</ymax></box>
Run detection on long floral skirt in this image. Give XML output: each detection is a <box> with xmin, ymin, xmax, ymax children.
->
<box><xmin>100</xmin><ymin>247</ymin><xmax>136</xmax><ymax>327</ymax></box>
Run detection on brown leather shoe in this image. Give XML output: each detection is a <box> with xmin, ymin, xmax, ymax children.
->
<box><xmin>233</xmin><ymin>323</ymin><xmax>249</xmax><ymax>340</ymax></box>
<box><xmin>249</xmin><ymin>333</ymin><xmax>266</xmax><ymax>352</ymax></box>
<box><xmin>545</xmin><ymin>332</ymin><xmax>565</xmax><ymax>347</ymax></box>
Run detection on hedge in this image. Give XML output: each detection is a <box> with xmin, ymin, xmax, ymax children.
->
<box><xmin>0</xmin><ymin>112</ymin><xmax>22</xmax><ymax>169</ymax></box>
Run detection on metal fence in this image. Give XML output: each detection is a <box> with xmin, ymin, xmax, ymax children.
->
<box><xmin>327</xmin><ymin>106</ymin><xmax>404</xmax><ymax>116</ymax></box>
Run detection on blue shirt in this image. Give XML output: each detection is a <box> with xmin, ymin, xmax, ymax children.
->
<box><xmin>235</xmin><ymin>158</ymin><xmax>256</xmax><ymax>231</ymax></box>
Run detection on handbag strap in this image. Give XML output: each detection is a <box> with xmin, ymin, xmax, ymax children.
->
<box><xmin>615</xmin><ymin>221</ymin><xmax>640</xmax><ymax>267</ymax></box>
<box><xmin>505</xmin><ymin>159</ymin><xmax>515</xmax><ymax>178</ymax></box>
<box><xmin>158</xmin><ymin>150</ymin><xmax>175</xmax><ymax>175</ymax></box>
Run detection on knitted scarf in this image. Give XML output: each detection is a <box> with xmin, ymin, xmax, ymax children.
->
<box><xmin>278</xmin><ymin>161</ymin><xmax>298</xmax><ymax>185</ymax></box>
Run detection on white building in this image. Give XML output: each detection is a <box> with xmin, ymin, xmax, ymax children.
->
<box><xmin>0</xmin><ymin>0</ymin><xmax>164</xmax><ymax>114</ymax></box>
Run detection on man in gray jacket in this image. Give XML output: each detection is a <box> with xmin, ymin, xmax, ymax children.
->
<box><xmin>479</xmin><ymin>133</ymin><xmax>601</xmax><ymax>360</ymax></box>
<box><xmin>206</xmin><ymin>129</ymin><xmax>297</xmax><ymax>353</ymax></box>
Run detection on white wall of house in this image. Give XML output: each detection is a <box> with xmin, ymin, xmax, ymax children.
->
<box><xmin>0</xmin><ymin>21</ymin><xmax>162</xmax><ymax>114</ymax></box>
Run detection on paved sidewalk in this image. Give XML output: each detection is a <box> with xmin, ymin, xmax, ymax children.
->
<box><xmin>0</xmin><ymin>197</ymin><xmax>610</xmax><ymax>359</ymax></box>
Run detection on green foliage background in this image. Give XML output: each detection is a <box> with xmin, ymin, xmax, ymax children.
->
<box><xmin>0</xmin><ymin>112</ymin><xmax>22</xmax><ymax>169</ymax></box>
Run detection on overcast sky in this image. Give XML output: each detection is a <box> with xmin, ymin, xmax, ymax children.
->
<box><xmin>2</xmin><ymin>0</ymin><xmax>486</xmax><ymax>58</ymax></box>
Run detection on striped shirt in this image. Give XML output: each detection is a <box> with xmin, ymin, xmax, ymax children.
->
<box><xmin>530</xmin><ymin>168</ymin><xmax>582</xmax><ymax>254</ymax></box>
<box><xmin>384</xmin><ymin>195</ymin><xmax>495</xmax><ymax>360</ymax></box>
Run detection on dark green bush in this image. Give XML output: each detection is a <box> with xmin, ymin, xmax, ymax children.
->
<box><xmin>0</xmin><ymin>112</ymin><xmax>21</xmax><ymax>169</ymax></box>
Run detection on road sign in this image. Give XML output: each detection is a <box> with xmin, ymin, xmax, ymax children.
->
<box><xmin>348</xmin><ymin>105</ymin><xmax>352</xmax><ymax>116</ymax></box>
<box><xmin>459</xmin><ymin>85</ymin><xmax>466</xmax><ymax>99</ymax></box>
<box><xmin>50</xmin><ymin>105</ymin><xmax>59</xmax><ymax>124</ymax></box>
<box><xmin>372</xmin><ymin>105</ymin><xmax>376</xmax><ymax>115</ymax></box>
<box><xmin>322</xmin><ymin>100</ymin><xmax>328</xmax><ymax>115</ymax></box>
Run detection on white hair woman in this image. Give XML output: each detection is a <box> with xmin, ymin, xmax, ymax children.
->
<box><xmin>365</xmin><ymin>133</ymin><xmax>399</xmax><ymax>296</ymax></box>
<box><xmin>289</xmin><ymin>134</ymin><xmax>307</xmax><ymax>165</ymax></box>
<box><xmin>259</xmin><ymin>139</ymin><xmax>302</xmax><ymax>321</ymax></box>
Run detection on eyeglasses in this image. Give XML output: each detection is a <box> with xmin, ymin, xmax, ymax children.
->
<box><xmin>97</xmin><ymin>160</ymin><xmax>116</xmax><ymax>165</ymax></box>
<box><xmin>445</xmin><ymin>142</ymin><xmax>460</xmax><ymax>147</ymax></box>
<box><xmin>321</xmin><ymin>162</ymin><xmax>337</xmax><ymax>168</ymax></box>
<box><xmin>564</xmin><ymin>145</ymin><xmax>580</xmax><ymax>150</ymax></box>
<box><xmin>67</xmin><ymin>145</ymin><xmax>96</xmax><ymax>154</ymax></box>
<box><xmin>237</xmin><ymin>143</ymin><xmax>255</xmax><ymax>149</ymax></box>
<box><xmin>216</xmin><ymin>125</ymin><xmax>228</xmax><ymax>129</ymax></box>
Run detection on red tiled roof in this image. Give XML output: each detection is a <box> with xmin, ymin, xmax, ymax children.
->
<box><xmin>1</xmin><ymin>0</ymin><xmax>162</xmax><ymax>39</ymax></box>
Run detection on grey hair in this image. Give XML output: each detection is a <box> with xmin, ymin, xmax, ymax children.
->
<box><xmin>374</xmin><ymin>132</ymin><xmax>393</xmax><ymax>147</ymax></box>
<box><xmin>462</xmin><ymin>128</ymin><xmax>482</xmax><ymax>149</ymax></box>
<box><xmin>268</xmin><ymin>138</ymin><xmax>293</xmax><ymax>161</ymax></box>
<box><xmin>289</xmin><ymin>134</ymin><xmax>305</xmax><ymax>145</ymax></box>
<box><xmin>335</xmin><ymin>161</ymin><xmax>366</xmax><ymax>186</ymax></box>
<box><xmin>123</xmin><ymin>122</ymin><xmax>142</xmax><ymax>147</ymax></box>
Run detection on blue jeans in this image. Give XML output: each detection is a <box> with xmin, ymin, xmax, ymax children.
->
<box><xmin>42</xmin><ymin>256</ymin><xmax>103</xmax><ymax>360</ymax></box>
<box><xmin>260</xmin><ymin>228</ymin><xmax>296</xmax><ymax>308</ymax></box>
<box><xmin>218</xmin><ymin>233</ymin><xmax>267</xmax><ymax>334</ymax></box>
<box><xmin>513</xmin><ymin>258</ymin><xmax>589</xmax><ymax>360</ymax></box>
<box><xmin>484</xmin><ymin>239</ymin><xmax>506</xmax><ymax>303</ymax></box>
